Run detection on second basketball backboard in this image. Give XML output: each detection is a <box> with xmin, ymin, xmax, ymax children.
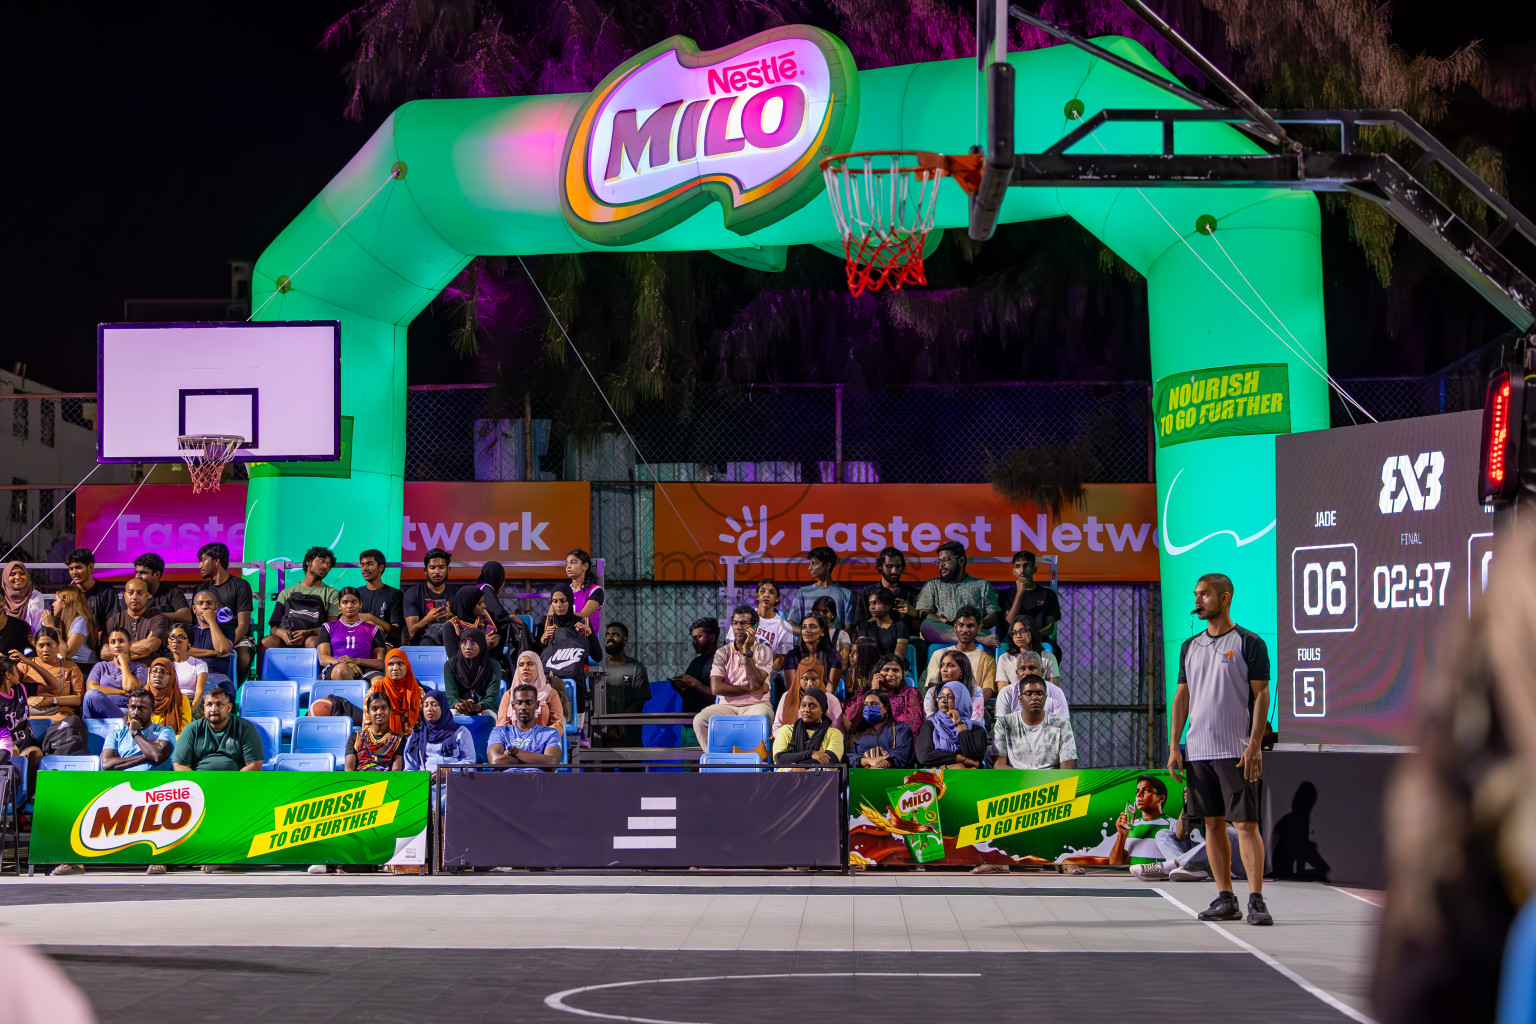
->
<box><xmin>97</xmin><ymin>321</ymin><xmax>341</xmax><ymax>463</ymax></box>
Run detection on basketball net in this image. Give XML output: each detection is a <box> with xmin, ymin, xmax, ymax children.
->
<box><xmin>177</xmin><ymin>434</ymin><xmax>243</xmax><ymax>494</ymax></box>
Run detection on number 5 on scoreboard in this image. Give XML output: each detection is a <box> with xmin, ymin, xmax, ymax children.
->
<box><xmin>1292</xmin><ymin>543</ymin><xmax>1359</xmax><ymax>634</ymax></box>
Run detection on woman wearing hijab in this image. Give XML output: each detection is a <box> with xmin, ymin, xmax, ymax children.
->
<box><xmin>3</xmin><ymin>561</ymin><xmax>48</xmax><ymax>634</ymax></box>
<box><xmin>444</xmin><ymin>626</ymin><xmax>501</xmax><ymax>716</ymax></box>
<box><xmin>771</xmin><ymin>655</ymin><xmax>842</xmax><ymax>731</ymax></box>
<box><xmin>772</xmin><ymin>687</ymin><xmax>844</xmax><ymax>769</ymax></box>
<box><xmin>446</xmin><ymin>587</ymin><xmax>499</xmax><ymax>652</ymax></box>
<box><xmin>921</xmin><ymin>649</ymin><xmax>987</xmax><ymax>726</ymax></box>
<box><xmin>916</xmin><ymin>679</ymin><xmax>988</xmax><ymax>769</ymax></box>
<box><xmin>146</xmin><ymin>658</ymin><xmax>191</xmax><ymax>735</ymax></box>
<box><xmin>367</xmin><ymin>649</ymin><xmax>424</xmax><ymax>736</ymax></box>
<box><xmin>404</xmin><ymin>689</ymin><xmax>476</xmax><ymax>774</ymax></box>
<box><xmin>843</xmin><ymin>654</ymin><xmax>924</xmax><ymax>736</ymax></box>
<box><xmin>496</xmin><ymin>651</ymin><xmax>567</xmax><ymax>732</ymax></box>
<box><xmin>845</xmin><ymin>688</ymin><xmax>914</xmax><ymax>769</ymax></box>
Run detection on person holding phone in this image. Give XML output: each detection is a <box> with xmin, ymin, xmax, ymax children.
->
<box><xmin>691</xmin><ymin>605</ymin><xmax>773</xmax><ymax>748</ymax></box>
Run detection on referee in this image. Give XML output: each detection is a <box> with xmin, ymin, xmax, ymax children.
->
<box><xmin>1167</xmin><ymin>573</ymin><xmax>1273</xmax><ymax>926</ymax></box>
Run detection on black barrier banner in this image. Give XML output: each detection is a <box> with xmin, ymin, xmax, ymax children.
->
<box><xmin>443</xmin><ymin>770</ymin><xmax>843</xmax><ymax>868</ymax></box>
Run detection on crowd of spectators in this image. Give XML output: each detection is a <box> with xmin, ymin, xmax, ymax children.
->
<box><xmin>0</xmin><ymin>538</ymin><xmax>1081</xmax><ymax>805</ymax></box>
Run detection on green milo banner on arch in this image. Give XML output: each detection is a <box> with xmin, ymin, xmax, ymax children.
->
<box><xmin>30</xmin><ymin>772</ymin><xmax>429</xmax><ymax>866</ymax></box>
<box><xmin>848</xmin><ymin>768</ymin><xmax>1184</xmax><ymax>868</ymax></box>
<box><xmin>1154</xmin><ymin>362</ymin><xmax>1290</xmax><ymax>448</ymax></box>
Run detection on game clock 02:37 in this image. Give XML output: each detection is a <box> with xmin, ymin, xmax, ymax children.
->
<box><xmin>1274</xmin><ymin>410</ymin><xmax>1489</xmax><ymax>748</ymax></box>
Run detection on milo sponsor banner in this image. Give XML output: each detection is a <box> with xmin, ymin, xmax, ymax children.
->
<box><xmin>848</xmin><ymin>768</ymin><xmax>1184</xmax><ymax>868</ymax></box>
<box><xmin>1153</xmin><ymin>362</ymin><xmax>1291</xmax><ymax>448</ymax></box>
<box><xmin>31</xmin><ymin>772</ymin><xmax>429</xmax><ymax>866</ymax></box>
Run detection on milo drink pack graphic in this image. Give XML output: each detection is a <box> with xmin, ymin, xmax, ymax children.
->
<box><xmin>884</xmin><ymin>771</ymin><xmax>945</xmax><ymax>864</ymax></box>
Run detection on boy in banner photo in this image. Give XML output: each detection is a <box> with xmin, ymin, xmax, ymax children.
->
<box><xmin>847</xmin><ymin>767</ymin><xmax>1183</xmax><ymax>868</ymax></box>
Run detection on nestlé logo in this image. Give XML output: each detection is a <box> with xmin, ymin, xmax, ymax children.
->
<box><xmin>70</xmin><ymin>780</ymin><xmax>207</xmax><ymax>858</ymax></box>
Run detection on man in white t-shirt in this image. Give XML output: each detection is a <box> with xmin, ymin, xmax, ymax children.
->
<box><xmin>752</xmin><ymin>579</ymin><xmax>795</xmax><ymax>672</ymax></box>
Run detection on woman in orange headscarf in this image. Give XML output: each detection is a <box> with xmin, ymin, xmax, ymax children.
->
<box><xmin>146</xmin><ymin>658</ymin><xmax>191</xmax><ymax>735</ymax></box>
<box><xmin>369</xmin><ymin>649</ymin><xmax>424</xmax><ymax>735</ymax></box>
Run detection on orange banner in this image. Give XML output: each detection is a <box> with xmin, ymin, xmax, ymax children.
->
<box><xmin>653</xmin><ymin>484</ymin><xmax>1159</xmax><ymax>583</ymax></box>
<box><xmin>402</xmin><ymin>482</ymin><xmax>589</xmax><ymax>579</ymax></box>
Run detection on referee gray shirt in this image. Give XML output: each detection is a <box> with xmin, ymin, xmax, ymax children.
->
<box><xmin>1179</xmin><ymin>624</ymin><xmax>1269</xmax><ymax>760</ymax></box>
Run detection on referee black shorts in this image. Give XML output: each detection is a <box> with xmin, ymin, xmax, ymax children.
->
<box><xmin>1185</xmin><ymin>757</ymin><xmax>1260</xmax><ymax>823</ymax></box>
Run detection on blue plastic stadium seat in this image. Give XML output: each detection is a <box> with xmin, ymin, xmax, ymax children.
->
<box><xmin>261</xmin><ymin>647</ymin><xmax>319</xmax><ymax>682</ymax></box>
<box><xmin>454</xmin><ymin>715</ymin><xmax>494</xmax><ymax>762</ymax></box>
<box><xmin>563</xmin><ymin>678</ymin><xmax>578</xmax><ymax>737</ymax></box>
<box><xmin>38</xmin><ymin>755</ymin><xmax>101</xmax><ymax>772</ymax></box>
<box><xmin>4</xmin><ymin>758</ymin><xmax>29</xmax><ymax>816</ymax></box>
<box><xmin>518</xmin><ymin>614</ymin><xmax>535</xmax><ymax>637</ymax></box>
<box><xmin>904</xmin><ymin>643</ymin><xmax>919</xmax><ymax>679</ymax></box>
<box><xmin>399</xmin><ymin>646</ymin><xmax>447</xmax><ymax>683</ymax></box>
<box><xmin>271</xmin><ymin>752</ymin><xmax>336</xmax><ymax>772</ymax></box>
<box><xmin>1499</xmin><ymin>898</ymin><xmax>1536</xmax><ymax>1024</ymax></box>
<box><xmin>291</xmin><ymin>716</ymin><xmax>351</xmax><ymax>759</ymax></box>
<box><xmin>700</xmin><ymin>752</ymin><xmax>768</xmax><ymax>772</ymax></box>
<box><xmin>312</xmin><ymin>679</ymin><xmax>368</xmax><ymax>712</ymax></box>
<box><xmin>700</xmin><ymin>715</ymin><xmax>771</xmax><ymax>764</ymax></box>
<box><xmin>244</xmin><ymin>716</ymin><xmax>283</xmax><ymax>762</ymax></box>
<box><xmin>83</xmin><ymin>719</ymin><xmax>115</xmax><ymax>756</ymax></box>
<box><xmin>29</xmin><ymin>718</ymin><xmax>51</xmax><ymax>743</ymax></box>
<box><xmin>240</xmin><ymin>681</ymin><xmax>299</xmax><ymax>736</ymax></box>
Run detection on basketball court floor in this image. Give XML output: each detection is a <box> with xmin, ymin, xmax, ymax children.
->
<box><xmin>1</xmin><ymin>873</ymin><xmax>1379</xmax><ymax>1023</ymax></box>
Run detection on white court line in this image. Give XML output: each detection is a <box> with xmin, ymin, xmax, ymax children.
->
<box><xmin>1327</xmin><ymin>885</ymin><xmax>1386</xmax><ymax>908</ymax></box>
<box><xmin>545</xmin><ymin>973</ymin><xmax>980</xmax><ymax>1024</ymax></box>
<box><xmin>1153</xmin><ymin>888</ymin><xmax>1377</xmax><ymax>1024</ymax></box>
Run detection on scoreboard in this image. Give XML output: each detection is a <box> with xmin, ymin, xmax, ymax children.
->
<box><xmin>1275</xmin><ymin>411</ymin><xmax>1495</xmax><ymax>746</ymax></box>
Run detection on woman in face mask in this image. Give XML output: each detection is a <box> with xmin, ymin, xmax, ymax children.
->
<box><xmin>844</xmin><ymin>688</ymin><xmax>913</xmax><ymax>769</ymax></box>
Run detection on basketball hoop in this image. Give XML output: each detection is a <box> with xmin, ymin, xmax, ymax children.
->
<box><xmin>177</xmin><ymin>434</ymin><xmax>244</xmax><ymax>493</ymax></box>
<box><xmin>819</xmin><ymin>150</ymin><xmax>983</xmax><ymax>296</ymax></box>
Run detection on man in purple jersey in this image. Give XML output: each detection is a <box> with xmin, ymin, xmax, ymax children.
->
<box><xmin>317</xmin><ymin>588</ymin><xmax>386</xmax><ymax>681</ymax></box>
<box><xmin>1168</xmin><ymin>572</ymin><xmax>1273</xmax><ymax>926</ymax></box>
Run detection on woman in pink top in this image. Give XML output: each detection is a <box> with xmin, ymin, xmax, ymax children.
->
<box><xmin>565</xmin><ymin>548</ymin><xmax>604</xmax><ymax>635</ymax></box>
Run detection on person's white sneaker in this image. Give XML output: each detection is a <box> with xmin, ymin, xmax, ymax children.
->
<box><xmin>1129</xmin><ymin>862</ymin><xmax>1169</xmax><ymax>881</ymax></box>
<box><xmin>307</xmin><ymin>864</ymin><xmax>331</xmax><ymax>874</ymax></box>
<box><xmin>1169</xmin><ymin>865</ymin><xmax>1211</xmax><ymax>882</ymax></box>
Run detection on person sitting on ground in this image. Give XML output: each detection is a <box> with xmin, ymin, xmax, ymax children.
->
<box><xmin>101</xmin><ymin>689</ymin><xmax>174</xmax><ymax>772</ymax></box>
<box><xmin>772</xmin><ymin>687</ymin><xmax>844</xmax><ymax>770</ymax></box>
<box><xmin>145</xmin><ymin>658</ymin><xmax>191</xmax><ymax>735</ymax></box>
<box><xmin>196</xmin><ymin>540</ymin><xmax>256</xmax><ymax>681</ymax></box>
<box><xmin>916</xmin><ymin>679</ymin><xmax>988</xmax><ymax>769</ymax></box>
<box><xmin>564</xmin><ymin>548</ymin><xmax>605</xmax><ymax>635</ymax></box>
<box><xmin>356</xmin><ymin>548</ymin><xmax>405</xmax><ymax>648</ymax></box>
<box><xmin>995</xmin><ymin>653</ymin><xmax>1071</xmax><ymax>723</ymax></box>
<box><xmin>992</xmin><ymin>676</ymin><xmax>1078</xmax><ymax>769</ymax></box>
<box><xmin>772</xmin><ymin>655</ymin><xmax>842</xmax><ymax>732</ymax></box>
<box><xmin>1108</xmin><ymin>774</ymin><xmax>1179</xmax><ymax>868</ymax></box>
<box><xmin>785</xmin><ymin>546</ymin><xmax>855</xmax><ymax>636</ymax></box>
<box><xmin>262</xmin><ymin>545</ymin><xmax>341</xmax><ymax>652</ymax></box>
<box><xmin>845</xmin><ymin>688</ymin><xmax>914</xmax><ymax>769</ymax></box>
<box><xmin>83</xmin><ymin>628</ymin><xmax>147</xmax><ymax>719</ymax></box>
<box><xmin>921</xmin><ymin>606</ymin><xmax>997</xmax><ymax>702</ymax></box>
<box><xmin>106</xmin><ymin>577</ymin><xmax>169</xmax><ymax>671</ymax></box>
<box><xmin>488</xmin><ymin>682</ymin><xmax>563</xmax><ymax>771</ymax></box>
<box><xmin>3</xmin><ymin>560</ymin><xmax>49</xmax><ymax>634</ymax></box>
<box><xmin>692</xmin><ymin>605</ymin><xmax>773</xmax><ymax>747</ymax></box>
<box><xmin>404</xmin><ymin>548</ymin><xmax>454</xmax><ymax>645</ymax></box>
<box><xmin>404</xmin><ymin>689</ymin><xmax>476</xmax><ymax>776</ymax></box>
<box><xmin>173</xmin><ymin>687</ymin><xmax>263</xmax><ymax>771</ymax></box>
<box><xmin>843</xmin><ymin>654</ymin><xmax>924</xmax><ymax>737</ymax></box>
<box><xmin>164</xmin><ymin>624</ymin><xmax>211</xmax><ymax>714</ymax></box>
<box><xmin>997</xmin><ymin>618</ymin><xmax>1061</xmax><ymax>686</ymax></box>
<box><xmin>752</xmin><ymin>579</ymin><xmax>795</xmax><ymax>672</ymax></box>
<box><xmin>317</xmin><ymin>587</ymin><xmax>386</xmax><ymax>681</ymax></box>
<box><xmin>783</xmin><ymin>612</ymin><xmax>843</xmax><ymax>694</ymax></box>
<box><xmin>495</xmin><ymin>651</ymin><xmax>566</xmax><ymax>732</ymax></box>
<box><xmin>0</xmin><ymin>657</ymin><xmax>44</xmax><ymax>775</ymax></box>
<box><xmin>1130</xmin><ymin>802</ymin><xmax>1245</xmax><ymax>883</ymax></box>
<box><xmin>914</xmin><ymin>541</ymin><xmax>1000</xmax><ymax>647</ymax></box>
<box><xmin>811</xmin><ymin>596</ymin><xmax>853</xmax><ymax>667</ymax></box>
<box><xmin>855</xmin><ymin>585</ymin><xmax>910</xmax><ymax>659</ymax></box>
<box><xmin>41</xmin><ymin>584</ymin><xmax>98</xmax><ymax>667</ymax></box>
<box><xmin>132</xmin><ymin>552</ymin><xmax>192</xmax><ymax>625</ymax></box>
<box><xmin>921</xmin><ymin>648</ymin><xmax>986</xmax><ymax>727</ymax></box>
<box><xmin>347</xmin><ymin>691</ymin><xmax>406</xmax><ymax>770</ymax></box>
<box><xmin>445</xmin><ymin>627</ymin><xmax>501</xmax><ymax>717</ymax></box>
<box><xmin>367</xmin><ymin>649</ymin><xmax>424</xmax><ymax>736</ymax></box>
<box><xmin>20</xmin><ymin>627</ymin><xmax>85</xmax><ymax>727</ymax></box>
<box><xmin>65</xmin><ymin>547</ymin><xmax>120</xmax><ymax>648</ymax></box>
<box><xmin>599</xmin><ymin>621</ymin><xmax>651</xmax><ymax>747</ymax></box>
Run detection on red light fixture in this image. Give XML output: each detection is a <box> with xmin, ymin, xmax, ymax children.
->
<box><xmin>1479</xmin><ymin>366</ymin><xmax>1521</xmax><ymax>505</ymax></box>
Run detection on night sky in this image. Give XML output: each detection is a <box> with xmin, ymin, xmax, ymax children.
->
<box><xmin>11</xmin><ymin>2</ymin><xmax>1533</xmax><ymax>393</ymax></box>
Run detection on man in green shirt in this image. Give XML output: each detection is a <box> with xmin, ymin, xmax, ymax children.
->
<box><xmin>172</xmin><ymin>688</ymin><xmax>264</xmax><ymax>771</ymax></box>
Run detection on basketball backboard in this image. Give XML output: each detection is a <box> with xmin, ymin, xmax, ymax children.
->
<box><xmin>96</xmin><ymin>321</ymin><xmax>341</xmax><ymax>463</ymax></box>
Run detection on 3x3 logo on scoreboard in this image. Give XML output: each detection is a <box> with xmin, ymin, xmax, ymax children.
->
<box><xmin>1274</xmin><ymin>411</ymin><xmax>1495</xmax><ymax>747</ymax></box>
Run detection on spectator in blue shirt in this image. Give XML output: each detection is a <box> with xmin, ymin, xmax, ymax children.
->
<box><xmin>101</xmin><ymin>690</ymin><xmax>174</xmax><ymax>771</ymax></box>
<box><xmin>487</xmin><ymin>683</ymin><xmax>561</xmax><ymax>772</ymax></box>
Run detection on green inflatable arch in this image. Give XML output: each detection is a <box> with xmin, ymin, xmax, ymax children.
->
<box><xmin>250</xmin><ymin>32</ymin><xmax>1326</xmax><ymax>709</ymax></box>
